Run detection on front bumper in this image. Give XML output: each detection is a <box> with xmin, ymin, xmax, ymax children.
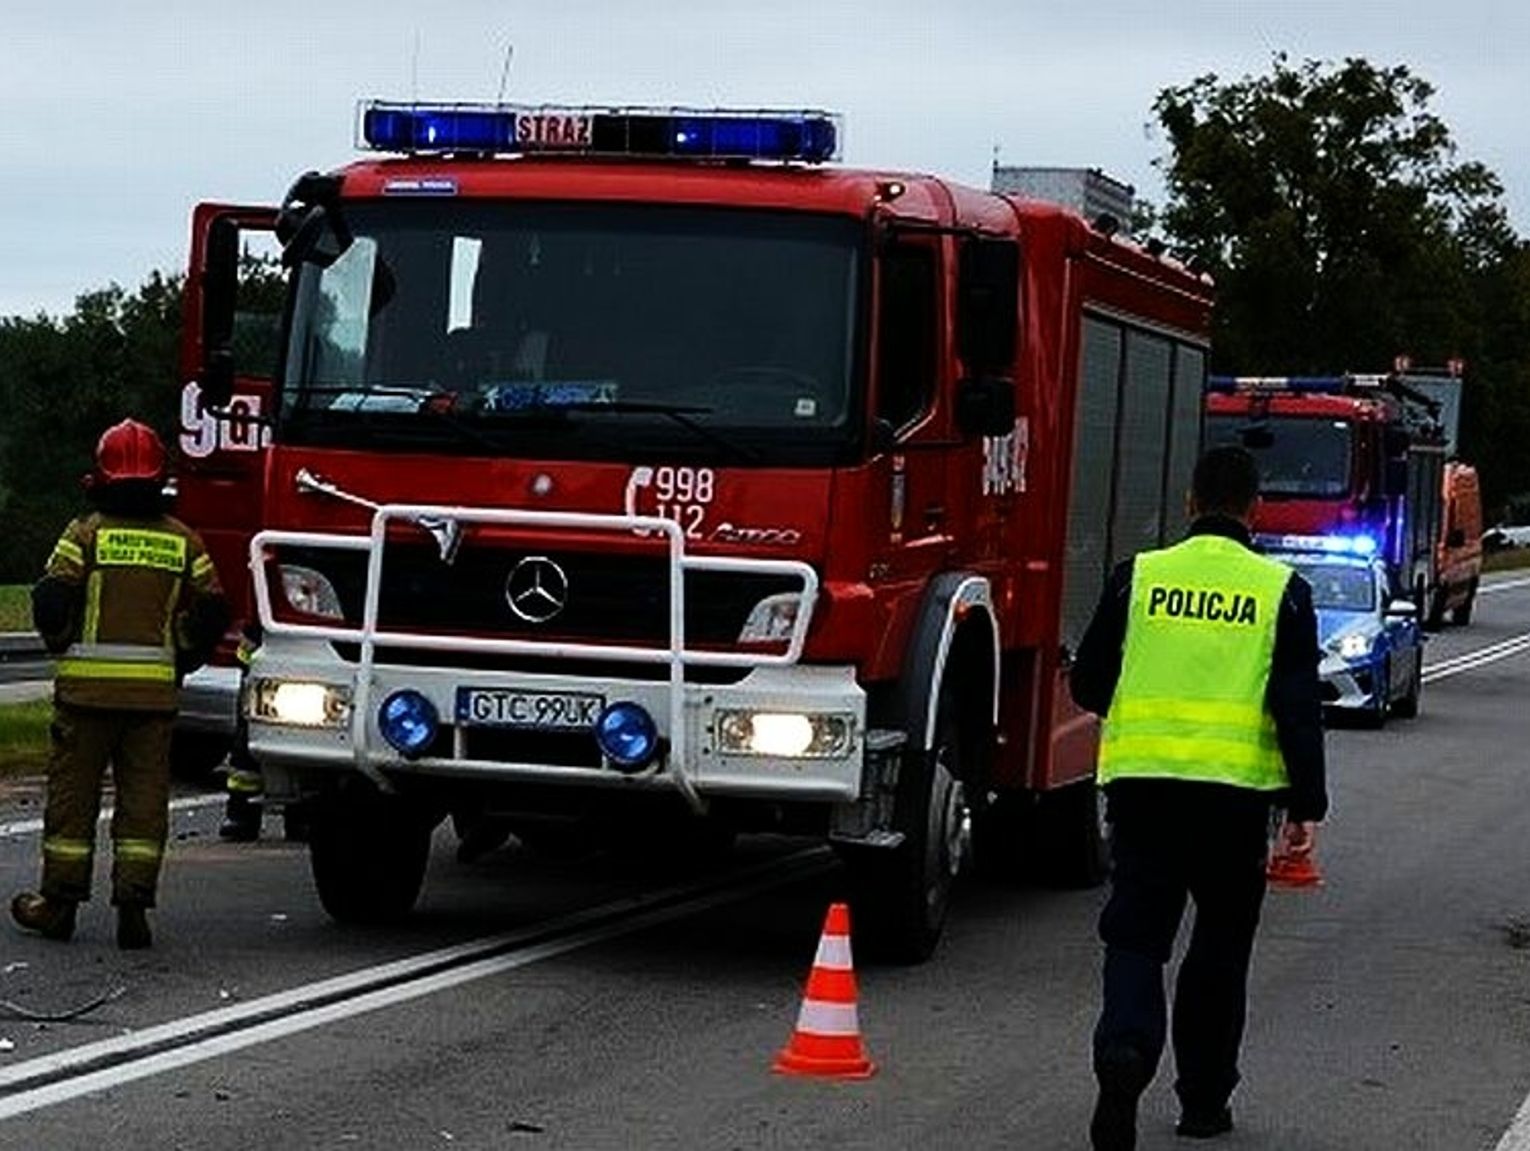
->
<box><xmin>246</xmin><ymin>641</ymin><xmax>866</xmax><ymax>803</ymax></box>
<box><xmin>1318</xmin><ymin>652</ymin><xmax>1380</xmax><ymax>711</ymax></box>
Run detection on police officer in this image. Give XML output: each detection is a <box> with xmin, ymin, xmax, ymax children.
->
<box><xmin>1071</xmin><ymin>445</ymin><xmax>1327</xmax><ymax>1149</ymax></box>
<box><xmin>12</xmin><ymin>420</ymin><xmax>228</xmax><ymax>949</ymax></box>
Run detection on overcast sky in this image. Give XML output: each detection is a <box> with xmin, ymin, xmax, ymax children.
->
<box><xmin>2</xmin><ymin>0</ymin><xmax>1526</xmax><ymax>318</ymax></box>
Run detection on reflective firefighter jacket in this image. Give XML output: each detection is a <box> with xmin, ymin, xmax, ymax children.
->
<box><xmin>41</xmin><ymin>513</ymin><xmax>223</xmax><ymax>712</ymax></box>
<box><xmin>1098</xmin><ymin>534</ymin><xmax>1294</xmax><ymax>792</ymax></box>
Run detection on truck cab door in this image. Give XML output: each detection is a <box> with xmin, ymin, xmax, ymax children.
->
<box><xmin>870</xmin><ymin>232</ymin><xmax>950</xmax><ymax>581</ymax></box>
<box><xmin>174</xmin><ymin>204</ymin><xmax>282</xmax><ymax>630</ymax></box>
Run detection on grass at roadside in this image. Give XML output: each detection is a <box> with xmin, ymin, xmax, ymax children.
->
<box><xmin>1484</xmin><ymin>549</ymin><xmax>1530</xmax><ymax>574</ymax></box>
<box><xmin>0</xmin><ymin>584</ymin><xmax>29</xmax><ymax>632</ymax></box>
<box><xmin>0</xmin><ymin>699</ymin><xmax>51</xmax><ymax>777</ymax></box>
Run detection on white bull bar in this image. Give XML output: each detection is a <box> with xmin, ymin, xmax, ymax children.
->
<box><xmin>249</xmin><ymin>503</ymin><xmax>820</xmax><ymax>811</ymax></box>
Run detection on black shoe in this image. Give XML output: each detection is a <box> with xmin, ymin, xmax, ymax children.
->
<box><xmin>11</xmin><ymin>892</ymin><xmax>77</xmax><ymax>941</ymax></box>
<box><xmin>219</xmin><ymin>816</ymin><xmax>260</xmax><ymax>843</ymax></box>
<box><xmin>1176</xmin><ymin>1106</ymin><xmax>1234</xmax><ymax>1139</ymax></box>
<box><xmin>1091</xmin><ymin>1046</ymin><xmax>1150</xmax><ymax>1151</ymax></box>
<box><xmin>116</xmin><ymin>904</ymin><xmax>152</xmax><ymax>950</ymax></box>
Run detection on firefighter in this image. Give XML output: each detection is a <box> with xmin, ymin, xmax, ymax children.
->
<box><xmin>12</xmin><ymin>419</ymin><xmax>228</xmax><ymax>950</ymax></box>
<box><xmin>1070</xmin><ymin>446</ymin><xmax>1327</xmax><ymax>1150</ymax></box>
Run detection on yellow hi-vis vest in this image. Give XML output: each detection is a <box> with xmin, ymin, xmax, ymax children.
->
<box><xmin>1098</xmin><ymin>534</ymin><xmax>1294</xmax><ymax>791</ymax></box>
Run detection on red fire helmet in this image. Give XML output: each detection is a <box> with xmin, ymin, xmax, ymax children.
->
<box><xmin>94</xmin><ymin>419</ymin><xmax>167</xmax><ymax>484</ymax></box>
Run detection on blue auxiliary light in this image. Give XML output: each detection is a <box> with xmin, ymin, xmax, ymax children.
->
<box><xmin>594</xmin><ymin>701</ymin><xmax>660</xmax><ymax>772</ymax></box>
<box><xmin>378</xmin><ymin>690</ymin><xmax>440</xmax><ymax>759</ymax></box>
<box><xmin>359</xmin><ymin>101</ymin><xmax>841</xmax><ymax>163</ymax></box>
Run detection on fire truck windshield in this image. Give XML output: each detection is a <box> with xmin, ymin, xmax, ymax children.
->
<box><xmin>279</xmin><ymin>201</ymin><xmax>862</xmax><ymax>464</ymax></box>
<box><xmin>1204</xmin><ymin>414</ymin><xmax>1353</xmax><ymax>499</ymax></box>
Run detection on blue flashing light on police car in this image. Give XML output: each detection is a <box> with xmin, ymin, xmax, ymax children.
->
<box><xmin>358</xmin><ymin>101</ymin><xmax>842</xmax><ymax>163</ymax></box>
<box><xmin>378</xmin><ymin>690</ymin><xmax>440</xmax><ymax>758</ymax></box>
<box><xmin>594</xmin><ymin>702</ymin><xmax>660</xmax><ymax>771</ymax></box>
<box><xmin>1258</xmin><ymin>532</ymin><xmax>1378</xmax><ymax>558</ymax></box>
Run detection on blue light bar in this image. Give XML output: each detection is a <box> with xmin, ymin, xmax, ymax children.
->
<box><xmin>1257</xmin><ymin>532</ymin><xmax>1379</xmax><ymax>558</ymax></box>
<box><xmin>358</xmin><ymin>102</ymin><xmax>842</xmax><ymax>163</ymax></box>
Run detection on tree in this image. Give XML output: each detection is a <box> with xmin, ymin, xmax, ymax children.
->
<box><xmin>1150</xmin><ymin>54</ymin><xmax>1530</xmax><ymax>514</ymax></box>
<box><xmin>1151</xmin><ymin>55</ymin><xmax>1510</xmax><ymax>372</ymax></box>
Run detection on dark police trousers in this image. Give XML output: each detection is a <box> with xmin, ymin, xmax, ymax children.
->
<box><xmin>1095</xmin><ymin>783</ymin><xmax>1271</xmax><ymax>1112</ymax></box>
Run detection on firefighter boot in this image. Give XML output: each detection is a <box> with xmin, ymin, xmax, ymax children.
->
<box><xmin>11</xmin><ymin>892</ymin><xmax>77</xmax><ymax>942</ymax></box>
<box><xmin>219</xmin><ymin>793</ymin><xmax>261</xmax><ymax>843</ymax></box>
<box><xmin>116</xmin><ymin>903</ymin><xmax>152</xmax><ymax>950</ymax></box>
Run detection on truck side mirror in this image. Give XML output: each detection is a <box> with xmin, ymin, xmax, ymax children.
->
<box><xmin>200</xmin><ymin>217</ymin><xmax>239</xmax><ymax>410</ymax></box>
<box><xmin>280</xmin><ymin>204</ymin><xmax>351</xmax><ymax>269</ymax></box>
<box><xmin>956</xmin><ymin>376</ymin><xmax>1016</xmax><ymax>438</ymax></box>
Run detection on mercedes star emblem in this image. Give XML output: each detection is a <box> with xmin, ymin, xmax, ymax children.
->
<box><xmin>505</xmin><ymin>555</ymin><xmax>569</xmax><ymax>623</ymax></box>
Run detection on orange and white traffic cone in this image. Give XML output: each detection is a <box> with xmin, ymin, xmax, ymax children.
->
<box><xmin>773</xmin><ymin>902</ymin><xmax>876</xmax><ymax>1079</ymax></box>
<box><xmin>1267</xmin><ymin>844</ymin><xmax>1324</xmax><ymax>888</ymax></box>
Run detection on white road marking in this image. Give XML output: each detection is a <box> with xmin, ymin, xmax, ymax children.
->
<box><xmin>0</xmin><ymin>849</ymin><xmax>831</xmax><ymax>1119</ymax></box>
<box><xmin>1423</xmin><ymin>632</ymin><xmax>1530</xmax><ymax>684</ymax></box>
<box><xmin>1497</xmin><ymin>1091</ymin><xmax>1530</xmax><ymax>1150</ymax></box>
<box><xmin>0</xmin><ymin>794</ymin><xmax>224</xmax><ymax>841</ymax></box>
<box><xmin>1479</xmin><ymin>576</ymin><xmax>1530</xmax><ymax>596</ymax></box>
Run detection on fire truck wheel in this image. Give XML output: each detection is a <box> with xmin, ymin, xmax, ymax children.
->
<box><xmin>1425</xmin><ymin>588</ymin><xmax>1447</xmax><ymax>630</ymax></box>
<box><xmin>970</xmin><ymin>791</ymin><xmax>1032</xmax><ymax>886</ymax></box>
<box><xmin>309</xmin><ymin>788</ymin><xmax>434</xmax><ymax>924</ymax></box>
<box><xmin>1392</xmin><ymin>649</ymin><xmax>1422</xmax><ymax>719</ymax></box>
<box><xmin>169</xmin><ymin>732</ymin><xmax>232</xmax><ymax>782</ymax></box>
<box><xmin>1033</xmin><ymin>781</ymin><xmax>1110</xmax><ymax>889</ymax></box>
<box><xmin>844</xmin><ymin>693</ymin><xmax>969</xmax><ymax>964</ymax></box>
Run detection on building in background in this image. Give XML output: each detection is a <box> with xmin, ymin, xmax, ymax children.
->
<box><xmin>991</xmin><ymin>166</ymin><xmax>1135</xmax><ymax>230</ymax></box>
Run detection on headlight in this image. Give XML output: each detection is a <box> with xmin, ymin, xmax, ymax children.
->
<box><xmin>1337</xmin><ymin>633</ymin><xmax>1372</xmax><ymax>659</ymax></box>
<box><xmin>280</xmin><ymin>564</ymin><xmax>344</xmax><ymax>620</ymax></box>
<box><xmin>714</xmin><ymin>710</ymin><xmax>854</xmax><ymax>758</ymax></box>
<box><xmin>738</xmin><ymin>593</ymin><xmax>800</xmax><ymax>644</ymax></box>
<box><xmin>247</xmin><ymin>678</ymin><xmax>351</xmax><ymax>727</ymax></box>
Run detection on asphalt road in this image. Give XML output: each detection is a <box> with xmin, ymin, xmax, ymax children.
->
<box><xmin>2</xmin><ymin>577</ymin><xmax>1530</xmax><ymax>1150</ymax></box>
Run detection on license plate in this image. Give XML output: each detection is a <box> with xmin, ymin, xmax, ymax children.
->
<box><xmin>456</xmin><ymin>688</ymin><xmax>604</xmax><ymax>731</ymax></box>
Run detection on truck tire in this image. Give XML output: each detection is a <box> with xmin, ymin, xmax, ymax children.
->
<box><xmin>1392</xmin><ymin>648</ymin><xmax>1422</xmax><ymax>719</ymax></box>
<box><xmin>1033</xmin><ymin>780</ymin><xmax>1109</xmax><ymax>889</ymax></box>
<box><xmin>1451</xmin><ymin>580</ymin><xmax>1478</xmax><ymax>626</ymax></box>
<box><xmin>169</xmin><ymin>732</ymin><xmax>232</xmax><ymax>782</ymax></box>
<box><xmin>310</xmin><ymin>787</ymin><xmax>435</xmax><ymax>924</ymax></box>
<box><xmin>971</xmin><ymin>790</ymin><xmax>1032</xmax><ymax>886</ymax></box>
<box><xmin>1425</xmin><ymin>587</ymin><xmax>1447</xmax><ymax>630</ymax></box>
<box><xmin>844</xmin><ymin>691</ymin><xmax>969</xmax><ymax>964</ymax></box>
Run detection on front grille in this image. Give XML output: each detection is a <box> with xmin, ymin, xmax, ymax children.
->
<box><xmin>283</xmin><ymin>542</ymin><xmax>799</xmax><ymax>650</ymax></box>
<box><xmin>335</xmin><ymin>645</ymin><xmax>752</xmax><ymax>683</ymax></box>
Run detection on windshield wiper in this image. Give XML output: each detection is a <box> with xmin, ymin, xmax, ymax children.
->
<box><xmin>541</xmin><ymin>401</ymin><xmax>763</xmax><ymax>462</ymax></box>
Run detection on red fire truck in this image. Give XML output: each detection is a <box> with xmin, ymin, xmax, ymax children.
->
<box><xmin>175</xmin><ymin>102</ymin><xmax>1212</xmax><ymax>959</ymax></box>
<box><xmin>1204</xmin><ymin>374</ymin><xmax>1449</xmax><ymax>616</ymax></box>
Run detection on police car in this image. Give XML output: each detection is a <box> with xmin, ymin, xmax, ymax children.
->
<box><xmin>1261</xmin><ymin>536</ymin><xmax>1424</xmax><ymax>727</ymax></box>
